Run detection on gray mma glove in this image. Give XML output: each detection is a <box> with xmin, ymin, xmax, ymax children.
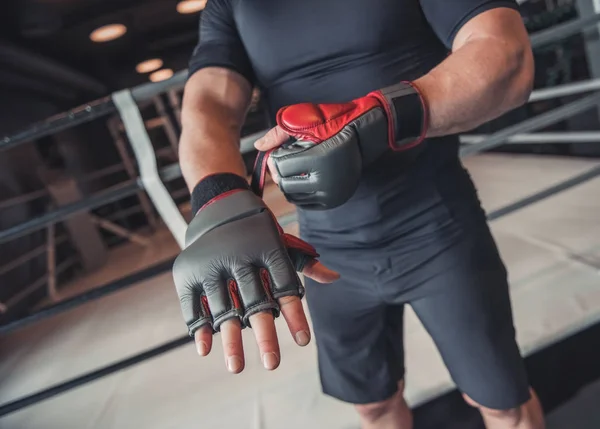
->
<box><xmin>173</xmin><ymin>174</ymin><xmax>318</xmax><ymax>335</ymax></box>
<box><xmin>251</xmin><ymin>81</ymin><xmax>428</xmax><ymax>209</ymax></box>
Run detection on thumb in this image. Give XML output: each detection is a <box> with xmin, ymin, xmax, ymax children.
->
<box><xmin>255</xmin><ymin>126</ymin><xmax>291</xmax><ymax>151</ymax></box>
<box><xmin>302</xmin><ymin>261</ymin><xmax>340</xmax><ymax>284</ymax></box>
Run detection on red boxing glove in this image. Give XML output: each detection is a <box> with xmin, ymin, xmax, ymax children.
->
<box><xmin>252</xmin><ymin>82</ymin><xmax>428</xmax><ymax>210</ymax></box>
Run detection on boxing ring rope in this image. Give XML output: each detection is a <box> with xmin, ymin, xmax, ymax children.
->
<box><xmin>461</xmin><ymin>131</ymin><xmax>600</xmax><ymax>144</ymax></box>
<box><xmin>459</xmin><ymin>92</ymin><xmax>600</xmax><ymax>157</ymax></box>
<box><xmin>2</xmin><ymin>11</ymin><xmax>600</xmax><ymax>418</ymax></box>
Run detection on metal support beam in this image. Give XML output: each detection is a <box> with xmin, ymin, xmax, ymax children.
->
<box><xmin>0</xmin><ymin>236</ymin><xmax>67</xmax><ymax>277</ymax></box>
<box><xmin>46</xmin><ymin>224</ymin><xmax>58</xmax><ymax>302</ymax></box>
<box><xmin>0</xmin><ymin>189</ymin><xmax>48</xmax><ymax>211</ymax></box>
<box><xmin>152</xmin><ymin>96</ymin><xmax>180</xmax><ymax>155</ymax></box>
<box><xmin>574</xmin><ymin>0</ymin><xmax>600</xmax><ymax>156</ymax></box>
<box><xmin>45</xmin><ymin>173</ymin><xmax>107</xmax><ymax>272</ymax></box>
<box><xmin>90</xmin><ymin>215</ymin><xmax>150</xmax><ymax>247</ymax></box>
<box><xmin>2</xmin><ymin>257</ymin><xmax>77</xmax><ymax>311</ymax></box>
<box><xmin>167</xmin><ymin>90</ymin><xmax>182</xmax><ymax>124</ymax></box>
<box><xmin>530</xmin><ymin>12</ymin><xmax>600</xmax><ymax>49</ymax></box>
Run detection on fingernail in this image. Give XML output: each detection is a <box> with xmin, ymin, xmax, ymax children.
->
<box><xmin>227</xmin><ymin>356</ymin><xmax>243</xmax><ymax>373</ymax></box>
<box><xmin>262</xmin><ymin>352</ymin><xmax>279</xmax><ymax>370</ymax></box>
<box><xmin>196</xmin><ymin>341</ymin><xmax>208</xmax><ymax>356</ymax></box>
<box><xmin>295</xmin><ymin>330</ymin><xmax>310</xmax><ymax>346</ymax></box>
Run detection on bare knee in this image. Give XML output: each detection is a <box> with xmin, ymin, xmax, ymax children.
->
<box><xmin>355</xmin><ymin>398</ymin><xmax>397</xmax><ymax>423</ymax></box>
<box><xmin>463</xmin><ymin>394</ymin><xmax>523</xmax><ymax>427</ymax></box>
<box><xmin>356</xmin><ymin>381</ymin><xmax>406</xmax><ymax>423</ymax></box>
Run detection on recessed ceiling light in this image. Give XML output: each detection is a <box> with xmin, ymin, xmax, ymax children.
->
<box><xmin>176</xmin><ymin>0</ymin><xmax>207</xmax><ymax>14</ymax></box>
<box><xmin>136</xmin><ymin>59</ymin><xmax>164</xmax><ymax>74</ymax></box>
<box><xmin>90</xmin><ymin>24</ymin><xmax>127</xmax><ymax>43</ymax></box>
<box><xmin>149</xmin><ymin>69</ymin><xmax>174</xmax><ymax>82</ymax></box>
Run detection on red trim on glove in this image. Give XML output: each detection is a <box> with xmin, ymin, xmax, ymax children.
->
<box><xmin>283</xmin><ymin>233</ymin><xmax>318</xmax><ymax>258</ymax></box>
<box><xmin>259</xmin><ymin>268</ymin><xmax>274</xmax><ymax>300</ymax></box>
<box><xmin>201</xmin><ymin>296</ymin><xmax>211</xmax><ymax>319</ymax></box>
<box><xmin>228</xmin><ymin>280</ymin><xmax>242</xmax><ymax>310</ymax></box>
<box><xmin>197</xmin><ymin>189</ymin><xmax>246</xmax><ymax>215</ymax></box>
<box><xmin>265</xmin><ymin>208</ymin><xmax>319</xmax><ymax>259</ymax></box>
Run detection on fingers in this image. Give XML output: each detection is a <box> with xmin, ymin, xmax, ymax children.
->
<box><xmin>220</xmin><ymin>318</ymin><xmax>245</xmax><ymax>374</ymax></box>
<box><xmin>194</xmin><ymin>325</ymin><xmax>213</xmax><ymax>356</ymax></box>
<box><xmin>302</xmin><ymin>260</ymin><xmax>340</xmax><ymax>284</ymax></box>
<box><xmin>279</xmin><ymin>296</ymin><xmax>311</xmax><ymax>346</ymax></box>
<box><xmin>248</xmin><ymin>311</ymin><xmax>281</xmax><ymax>371</ymax></box>
<box><xmin>254</xmin><ymin>126</ymin><xmax>291</xmax><ymax>151</ymax></box>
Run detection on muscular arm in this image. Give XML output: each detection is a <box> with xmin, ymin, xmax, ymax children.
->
<box><xmin>179</xmin><ymin>67</ymin><xmax>252</xmax><ymax>191</ymax></box>
<box><xmin>414</xmin><ymin>7</ymin><xmax>534</xmax><ymax>137</ymax></box>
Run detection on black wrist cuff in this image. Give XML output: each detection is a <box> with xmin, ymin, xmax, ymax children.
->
<box><xmin>191</xmin><ymin>173</ymin><xmax>250</xmax><ymax>215</ymax></box>
<box><xmin>379</xmin><ymin>81</ymin><xmax>428</xmax><ymax>150</ymax></box>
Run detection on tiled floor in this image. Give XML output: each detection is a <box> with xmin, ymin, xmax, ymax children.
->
<box><xmin>1</xmin><ymin>154</ymin><xmax>599</xmax><ymax>429</ymax></box>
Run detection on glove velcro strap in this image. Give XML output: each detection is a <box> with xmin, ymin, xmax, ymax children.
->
<box><xmin>371</xmin><ymin>81</ymin><xmax>428</xmax><ymax>151</ymax></box>
<box><xmin>190</xmin><ymin>173</ymin><xmax>250</xmax><ymax>215</ymax></box>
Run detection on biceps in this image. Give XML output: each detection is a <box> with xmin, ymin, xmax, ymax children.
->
<box><xmin>182</xmin><ymin>67</ymin><xmax>253</xmax><ymax>127</ymax></box>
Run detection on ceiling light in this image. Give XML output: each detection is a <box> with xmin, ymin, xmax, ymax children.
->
<box><xmin>90</xmin><ymin>24</ymin><xmax>127</xmax><ymax>43</ymax></box>
<box><xmin>136</xmin><ymin>59</ymin><xmax>164</xmax><ymax>74</ymax></box>
<box><xmin>176</xmin><ymin>0</ymin><xmax>207</xmax><ymax>14</ymax></box>
<box><xmin>149</xmin><ymin>69</ymin><xmax>174</xmax><ymax>82</ymax></box>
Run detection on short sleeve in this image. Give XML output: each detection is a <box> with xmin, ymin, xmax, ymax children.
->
<box><xmin>188</xmin><ymin>0</ymin><xmax>256</xmax><ymax>85</ymax></box>
<box><xmin>419</xmin><ymin>0</ymin><xmax>520</xmax><ymax>49</ymax></box>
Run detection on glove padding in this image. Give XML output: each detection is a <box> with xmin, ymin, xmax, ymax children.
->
<box><xmin>253</xmin><ymin>82</ymin><xmax>427</xmax><ymax>209</ymax></box>
<box><xmin>173</xmin><ymin>189</ymin><xmax>317</xmax><ymax>335</ymax></box>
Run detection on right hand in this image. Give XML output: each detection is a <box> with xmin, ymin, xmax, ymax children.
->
<box><xmin>173</xmin><ymin>188</ymin><xmax>339</xmax><ymax>373</ymax></box>
<box><xmin>253</xmin><ymin>81</ymin><xmax>428</xmax><ymax>210</ymax></box>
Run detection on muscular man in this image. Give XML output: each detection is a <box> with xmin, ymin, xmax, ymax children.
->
<box><xmin>173</xmin><ymin>1</ymin><xmax>545</xmax><ymax>428</ymax></box>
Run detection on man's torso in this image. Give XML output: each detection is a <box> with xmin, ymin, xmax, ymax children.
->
<box><xmin>231</xmin><ymin>0</ymin><xmax>448</xmax><ymax>110</ymax></box>
<box><xmin>226</xmin><ymin>0</ymin><xmax>477</xmax><ymax>248</ymax></box>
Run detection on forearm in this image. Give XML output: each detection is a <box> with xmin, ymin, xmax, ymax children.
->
<box><xmin>179</xmin><ymin>69</ymin><xmax>251</xmax><ymax>191</ymax></box>
<box><xmin>179</xmin><ymin>107</ymin><xmax>247</xmax><ymax>191</ymax></box>
<box><xmin>414</xmin><ymin>22</ymin><xmax>534</xmax><ymax>137</ymax></box>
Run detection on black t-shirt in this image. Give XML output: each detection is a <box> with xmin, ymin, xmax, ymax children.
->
<box><xmin>189</xmin><ymin>0</ymin><xmax>518</xmax><ymax>247</ymax></box>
